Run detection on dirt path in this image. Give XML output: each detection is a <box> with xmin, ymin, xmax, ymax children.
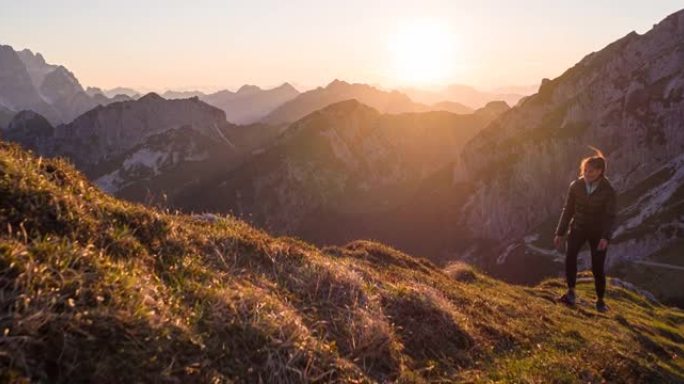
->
<box><xmin>633</xmin><ymin>260</ymin><xmax>684</xmax><ymax>271</ymax></box>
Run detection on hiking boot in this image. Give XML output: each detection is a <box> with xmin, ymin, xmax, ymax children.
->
<box><xmin>558</xmin><ymin>290</ymin><xmax>576</xmax><ymax>306</ymax></box>
<box><xmin>596</xmin><ymin>299</ymin><xmax>608</xmax><ymax>313</ymax></box>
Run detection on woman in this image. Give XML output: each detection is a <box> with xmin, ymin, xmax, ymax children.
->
<box><xmin>554</xmin><ymin>149</ymin><xmax>617</xmax><ymax>312</ymax></box>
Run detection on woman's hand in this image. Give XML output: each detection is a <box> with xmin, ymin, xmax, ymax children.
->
<box><xmin>554</xmin><ymin>235</ymin><xmax>564</xmax><ymax>250</ymax></box>
<box><xmin>597</xmin><ymin>238</ymin><xmax>609</xmax><ymax>251</ymax></box>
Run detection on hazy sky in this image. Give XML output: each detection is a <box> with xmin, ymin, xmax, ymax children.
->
<box><xmin>1</xmin><ymin>1</ymin><xmax>682</xmax><ymax>92</ymax></box>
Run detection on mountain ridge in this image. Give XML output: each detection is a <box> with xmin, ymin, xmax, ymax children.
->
<box><xmin>0</xmin><ymin>44</ymin><xmax>138</xmax><ymax>125</ymax></box>
<box><xmin>261</xmin><ymin>79</ymin><xmax>475</xmax><ymax>125</ymax></box>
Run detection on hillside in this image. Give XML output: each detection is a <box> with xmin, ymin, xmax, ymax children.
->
<box><xmin>177</xmin><ymin>99</ymin><xmax>499</xmax><ymax>258</ymax></box>
<box><xmin>2</xmin><ymin>142</ymin><xmax>683</xmax><ymax>383</ymax></box>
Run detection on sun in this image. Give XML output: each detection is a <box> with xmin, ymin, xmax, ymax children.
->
<box><xmin>388</xmin><ymin>21</ymin><xmax>458</xmax><ymax>87</ymax></box>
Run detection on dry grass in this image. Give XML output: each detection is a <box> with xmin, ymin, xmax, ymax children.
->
<box><xmin>1</xmin><ymin>141</ymin><xmax>683</xmax><ymax>383</ymax></box>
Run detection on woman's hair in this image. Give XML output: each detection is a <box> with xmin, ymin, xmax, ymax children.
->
<box><xmin>579</xmin><ymin>146</ymin><xmax>607</xmax><ymax>176</ymax></box>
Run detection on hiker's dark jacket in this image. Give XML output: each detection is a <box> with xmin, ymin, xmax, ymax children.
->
<box><xmin>555</xmin><ymin>176</ymin><xmax>617</xmax><ymax>240</ymax></box>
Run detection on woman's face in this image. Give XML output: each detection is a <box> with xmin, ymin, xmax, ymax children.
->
<box><xmin>583</xmin><ymin>165</ymin><xmax>602</xmax><ymax>183</ymax></box>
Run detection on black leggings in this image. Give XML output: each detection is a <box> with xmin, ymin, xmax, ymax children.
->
<box><xmin>565</xmin><ymin>227</ymin><xmax>607</xmax><ymax>299</ymax></box>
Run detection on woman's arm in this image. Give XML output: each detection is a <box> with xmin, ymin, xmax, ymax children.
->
<box><xmin>601</xmin><ymin>188</ymin><xmax>617</xmax><ymax>241</ymax></box>
<box><xmin>555</xmin><ymin>182</ymin><xmax>576</xmax><ymax>237</ymax></box>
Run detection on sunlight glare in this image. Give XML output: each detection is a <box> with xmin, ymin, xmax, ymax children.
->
<box><xmin>388</xmin><ymin>21</ymin><xmax>459</xmax><ymax>87</ymax></box>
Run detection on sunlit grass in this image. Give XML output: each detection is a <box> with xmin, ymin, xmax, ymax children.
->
<box><xmin>1</xmin><ymin>141</ymin><xmax>683</xmax><ymax>383</ymax></box>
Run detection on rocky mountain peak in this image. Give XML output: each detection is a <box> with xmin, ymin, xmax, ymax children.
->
<box><xmin>327</xmin><ymin>79</ymin><xmax>351</xmax><ymax>90</ymax></box>
<box><xmin>276</xmin><ymin>82</ymin><xmax>298</xmax><ymax>93</ymax></box>
<box><xmin>291</xmin><ymin>99</ymin><xmax>380</xmax><ymax>132</ymax></box>
<box><xmin>474</xmin><ymin>100</ymin><xmax>510</xmax><ymax>118</ymax></box>
<box><xmin>17</xmin><ymin>48</ymin><xmax>48</xmax><ymax>67</ymax></box>
<box><xmin>236</xmin><ymin>84</ymin><xmax>261</xmax><ymax>94</ymax></box>
<box><xmin>1</xmin><ymin>45</ymin><xmax>156</xmax><ymax>126</ymax></box>
<box><xmin>319</xmin><ymin>98</ymin><xmax>377</xmax><ymax>115</ymax></box>
<box><xmin>0</xmin><ymin>45</ymin><xmax>38</xmax><ymax>97</ymax></box>
<box><xmin>6</xmin><ymin>110</ymin><xmax>53</xmax><ymax>134</ymax></box>
<box><xmin>0</xmin><ymin>45</ymin><xmax>59</xmax><ymax>122</ymax></box>
<box><xmin>200</xmin><ymin>84</ymin><xmax>301</xmax><ymax>124</ymax></box>
<box><xmin>41</xmin><ymin>66</ymin><xmax>83</xmax><ymax>93</ymax></box>
<box><xmin>3</xmin><ymin>110</ymin><xmax>54</xmax><ymax>150</ymax></box>
<box><xmin>279</xmin><ymin>99</ymin><xmax>379</xmax><ymax>138</ymax></box>
<box><xmin>16</xmin><ymin>95</ymin><xmax>234</xmax><ymax>177</ymax></box>
<box><xmin>86</xmin><ymin>86</ymin><xmax>104</xmax><ymax>96</ymax></box>
<box><xmin>16</xmin><ymin>48</ymin><xmax>59</xmax><ymax>90</ymax></box>
<box><xmin>138</xmin><ymin>92</ymin><xmax>165</xmax><ymax>102</ymax></box>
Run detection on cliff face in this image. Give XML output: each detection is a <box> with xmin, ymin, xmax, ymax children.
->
<box><xmin>458</xmin><ymin>10</ymin><xmax>684</xmax><ymax>303</ymax></box>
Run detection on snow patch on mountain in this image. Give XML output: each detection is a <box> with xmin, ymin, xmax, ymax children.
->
<box><xmin>95</xmin><ymin>145</ymin><xmax>210</xmax><ymax>193</ymax></box>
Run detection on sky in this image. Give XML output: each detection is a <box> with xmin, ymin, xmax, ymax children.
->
<box><xmin>1</xmin><ymin>0</ymin><xmax>682</xmax><ymax>92</ymax></box>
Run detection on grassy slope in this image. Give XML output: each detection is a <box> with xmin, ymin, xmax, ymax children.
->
<box><xmin>0</xmin><ymin>141</ymin><xmax>682</xmax><ymax>383</ymax></box>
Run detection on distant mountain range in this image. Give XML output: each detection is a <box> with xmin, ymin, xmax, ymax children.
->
<box><xmin>86</xmin><ymin>86</ymin><xmax>141</xmax><ymax>99</ymax></box>
<box><xmin>0</xmin><ymin>43</ymin><xmax>523</xmax><ymax>128</ymax></box>
<box><xmin>0</xmin><ymin>46</ymin><xmax>133</xmax><ymax>125</ymax></box>
<box><xmin>401</xmin><ymin>84</ymin><xmax>534</xmax><ymax>109</ymax></box>
<box><xmin>200</xmin><ymin>83</ymin><xmax>301</xmax><ymax>125</ymax></box>
<box><xmin>160</xmin><ymin>81</ymin><xmax>476</xmax><ymax>125</ymax></box>
<box><xmin>262</xmin><ymin>79</ymin><xmax>474</xmax><ymax>125</ymax></box>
